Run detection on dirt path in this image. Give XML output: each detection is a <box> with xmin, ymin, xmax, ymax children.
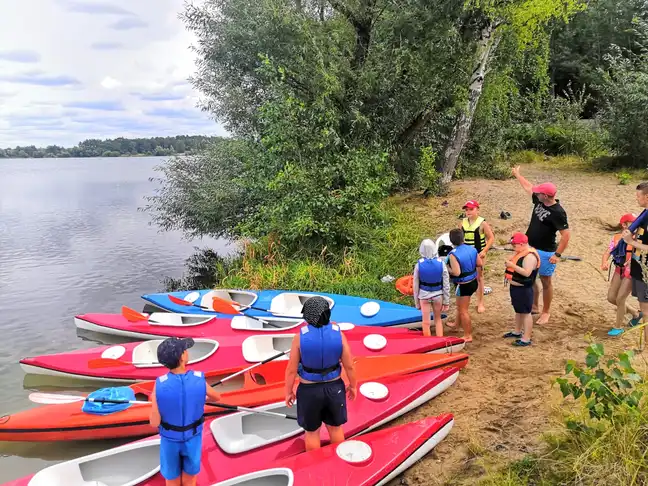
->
<box><xmin>389</xmin><ymin>163</ymin><xmax>647</xmax><ymax>485</ymax></box>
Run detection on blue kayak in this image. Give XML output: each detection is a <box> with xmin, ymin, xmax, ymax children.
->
<box><xmin>140</xmin><ymin>289</ymin><xmax>442</xmax><ymax>328</ymax></box>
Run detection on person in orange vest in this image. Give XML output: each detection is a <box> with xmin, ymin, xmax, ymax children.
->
<box><xmin>503</xmin><ymin>232</ymin><xmax>540</xmax><ymax>346</ymax></box>
<box><xmin>602</xmin><ymin>213</ymin><xmax>642</xmax><ymax>333</ymax></box>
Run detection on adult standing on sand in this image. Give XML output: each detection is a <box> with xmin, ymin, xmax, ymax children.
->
<box><xmin>511</xmin><ymin>166</ymin><xmax>571</xmax><ymax>325</ymax></box>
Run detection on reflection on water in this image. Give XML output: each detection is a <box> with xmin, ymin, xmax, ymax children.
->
<box><xmin>0</xmin><ymin>156</ymin><xmax>236</xmax><ymax>482</ymax></box>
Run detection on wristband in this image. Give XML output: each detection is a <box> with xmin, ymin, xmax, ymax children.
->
<box><xmin>554</xmin><ymin>252</ymin><xmax>561</xmax><ymax>258</ymax></box>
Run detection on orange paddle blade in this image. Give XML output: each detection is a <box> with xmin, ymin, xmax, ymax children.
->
<box><xmin>168</xmin><ymin>295</ymin><xmax>194</xmax><ymax>306</ymax></box>
<box><xmin>211</xmin><ymin>296</ymin><xmax>240</xmax><ymax>314</ymax></box>
<box><xmin>88</xmin><ymin>358</ymin><xmax>132</xmax><ymax>369</ymax></box>
<box><xmin>122</xmin><ymin>306</ymin><xmax>149</xmax><ymax>322</ymax></box>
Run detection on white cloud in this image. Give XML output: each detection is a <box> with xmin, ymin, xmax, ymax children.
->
<box><xmin>0</xmin><ymin>0</ymin><xmax>228</xmax><ymax>147</ymax></box>
<box><xmin>100</xmin><ymin>76</ymin><xmax>122</xmax><ymax>90</ymax></box>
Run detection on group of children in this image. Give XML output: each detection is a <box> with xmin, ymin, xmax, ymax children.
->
<box><xmin>412</xmin><ymin>199</ymin><xmax>542</xmax><ymax>347</ymax></box>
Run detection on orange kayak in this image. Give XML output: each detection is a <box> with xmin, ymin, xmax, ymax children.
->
<box><xmin>0</xmin><ymin>352</ymin><xmax>468</xmax><ymax>442</ymax></box>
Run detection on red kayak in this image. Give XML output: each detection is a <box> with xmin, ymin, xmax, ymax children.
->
<box><xmin>24</xmin><ymin>325</ymin><xmax>464</xmax><ymax>383</ymax></box>
<box><xmin>4</xmin><ymin>370</ymin><xmax>457</xmax><ymax>486</ymax></box>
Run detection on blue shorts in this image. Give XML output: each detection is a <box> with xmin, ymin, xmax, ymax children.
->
<box><xmin>160</xmin><ymin>433</ymin><xmax>203</xmax><ymax>480</ymax></box>
<box><xmin>296</xmin><ymin>378</ymin><xmax>347</xmax><ymax>432</ymax></box>
<box><xmin>536</xmin><ymin>250</ymin><xmax>556</xmax><ymax>277</ymax></box>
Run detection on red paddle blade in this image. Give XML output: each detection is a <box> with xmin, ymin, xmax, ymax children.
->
<box><xmin>122</xmin><ymin>306</ymin><xmax>149</xmax><ymax>322</ymax></box>
<box><xmin>88</xmin><ymin>358</ymin><xmax>131</xmax><ymax>369</ymax></box>
<box><xmin>211</xmin><ymin>296</ymin><xmax>241</xmax><ymax>314</ymax></box>
<box><xmin>168</xmin><ymin>295</ymin><xmax>194</xmax><ymax>306</ymax></box>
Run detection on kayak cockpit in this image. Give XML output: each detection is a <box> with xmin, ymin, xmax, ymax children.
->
<box><xmin>209</xmin><ymin>468</ymin><xmax>294</xmax><ymax>486</ymax></box>
<box><xmin>269</xmin><ymin>293</ymin><xmax>334</xmax><ymax>317</ymax></box>
<box><xmin>230</xmin><ymin>316</ymin><xmax>303</xmax><ymax>332</ymax></box>
<box><xmin>210</xmin><ymin>403</ymin><xmax>303</xmax><ymax>455</ymax></box>
<box><xmin>148</xmin><ymin>313</ymin><xmax>213</xmax><ymax>327</ymax></box>
<box><xmin>27</xmin><ymin>438</ymin><xmax>161</xmax><ymax>486</ymax></box>
<box><xmin>131</xmin><ymin>339</ymin><xmax>219</xmax><ymax>368</ymax></box>
<box><xmin>194</xmin><ymin>289</ymin><xmax>258</xmax><ymax>311</ymax></box>
<box><xmin>241</xmin><ymin>335</ymin><xmax>292</xmax><ymax>363</ymax></box>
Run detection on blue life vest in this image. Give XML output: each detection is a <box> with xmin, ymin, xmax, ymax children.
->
<box><xmin>155</xmin><ymin>371</ymin><xmax>206</xmax><ymax>442</ymax></box>
<box><xmin>449</xmin><ymin>244</ymin><xmax>478</xmax><ymax>284</ymax></box>
<box><xmin>298</xmin><ymin>323</ymin><xmax>343</xmax><ymax>382</ymax></box>
<box><xmin>417</xmin><ymin>258</ymin><xmax>444</xmax><ymax>292</ymax></box>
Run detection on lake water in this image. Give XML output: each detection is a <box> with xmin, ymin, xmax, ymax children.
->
<box><xmin>0</xmin><ymin>156</ymin><xmax>235</xmax><ymax>482</ymax></box>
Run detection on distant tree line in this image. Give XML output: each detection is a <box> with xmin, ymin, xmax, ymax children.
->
<box><xmin>0</xmin><ymin>135</ymin><xmax>225</xmax><ymax>159</ymax></box>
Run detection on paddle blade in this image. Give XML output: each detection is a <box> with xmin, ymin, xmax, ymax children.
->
<box><xmin>29</xmin><ymin>392</ymin><xmax>85</xmax><ymax>405</ymax></box>
<box><xmin>168</xmin><ymin>295</ymin><xmax>194</xmax><ymax>307</ymax></box>
<box><xmin>88</xmin><ymin>358</ymin><xmax>131</xmax><ymax>369</ymax></box>
<box><xmin>122</xmin><ymin>306</ymin><xmax>149</xmax><ymax>322</ymax></box>
<box><xmin>211</xmin><ymin>296</ymin><xmax>241</xmax><ymax>314</ymax></box>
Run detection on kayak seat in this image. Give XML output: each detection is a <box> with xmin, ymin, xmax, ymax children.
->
<box><xmin>200</xmin><ymin>289</ymin><xmax>258</xmax><ymax>311</ymax></box>
<box><xmin>269</xmin><ymin>293</ymin><xmax>334</xmax><ymax>317</ymax></box>
<box><xmin>242</xmin><ymin>336</ymin><xmax>292</xmax><ymax>363</ymax></box>
<box><xmin>132</xmin><ymin>341</ymin><xmax>162</xmax><ymax>367</ymax></box>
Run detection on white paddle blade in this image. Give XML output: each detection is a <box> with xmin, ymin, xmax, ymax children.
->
<box><xmin>28</xmin><ymin>392</ymin><xmax>86</xmax><ymax>404</ymax></box>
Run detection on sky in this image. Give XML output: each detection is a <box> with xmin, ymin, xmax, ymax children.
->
<box><xmin>0</xmin><ymin>0</ymin><xmax>228</xmax><ymax>148</ymax></box>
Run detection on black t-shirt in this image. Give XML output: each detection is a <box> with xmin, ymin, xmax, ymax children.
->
<box><xmin>630</xmin><ymin>213</ymin><xmax>648</xmax><ymax>280</ymax></box>
<box><xmin>526</xmin><ymin>194</ymin><xmax>569</xmax><ymax>252</ymax></box>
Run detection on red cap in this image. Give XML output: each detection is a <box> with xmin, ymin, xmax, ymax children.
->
<box><xmin>510</xmin><ymin>232</ymin><xmax>528</xmax><ymax>245</ymax></box>
<box><xmin>462</xmin><ymin>200</ymin><xmax>480</xmax><ymax>209</ymax></box>
<box><xmin>531</xmin><ymin>182</ymin><xmax>557</xmax><ymax>197</ymax></box>
<box><xmin>620</xmin><ymin>213</ymin><xmax>637</xmax><ymax>225</ymax></box>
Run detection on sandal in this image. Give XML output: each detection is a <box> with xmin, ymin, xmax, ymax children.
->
<box><xmin>503</xmin><ymin>331</ymin><xmax>522</xmax><ymax>338</ymax></box>
<box><xmin>629</xmin><ymin>312</ymin><xmax>643</xmax><ymax>327</ymax></box>
<box><xmin>513</xmin><ymin>338</ymin><xmax>532</xmax><ymax>346</ymax></box>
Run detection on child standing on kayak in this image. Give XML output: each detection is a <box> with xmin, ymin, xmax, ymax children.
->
<box><xmin>459</xmin><ymin>200</ymin><xmax>494</xmax><ymax>313</ymax></box>
<box><xmin>150</xmin><ymin>337</ymin><xmax>221</xmax><ymax>486</ymax></box>
<box><xmin>446</xmin><ymin>229</ymin><xmax>483</xmax><ymax>343</ymax></box>
<box><xmin>412</xmin><ymin>239</ymin><xmax>450</xmax><ymax>337</ymax></box>
<box><xmin>284</xmin><ymin>297</ymin><xmax>357</xmax><ymax>451</ymax></box>
<box><xmin>602</xmin><ymin>213</ymin><xmax>642</xmax><ymax>333</ymax></box>
<box><xmin>503</xmin><ymin>232</ymin><xmax>540</xmax><ymax>346</ymax></box>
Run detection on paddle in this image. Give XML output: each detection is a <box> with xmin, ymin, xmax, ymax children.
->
<box><xmin>209</xmin><ymin>350</ymin><xmax>289</xmax><ymax>389</ymax></box>
<box><xmin>211</xmin><ymin>297</ymin><xmax>283</xmax><ymax>329</ymax></box>
<box><xmin>28</xmin><ymin>393</ymin><xmax>151</xmax><ymax>405</ymax></box>
<box><xmin>492</xmin><ymin>247</ymin><xmax>582</xmax><ymax>261</ymax></box>
<box><xmin>168</xmin><ymin>294</ymin><xmax>217</xmax><ymax>312</ymax></box>
<box><xmin>122</xmin><ymin>306</ymin><xmax>160</xmax><ymax>324</ymax></box>
<box><xmin>207</xmin><ymin>402</ymin><xmax>297</xmax><ymax>420</ymax></box>
<box><xmin>28</xmin><ymin>394</ymin><xmax>296</xmax><ymax>420</ymax></box>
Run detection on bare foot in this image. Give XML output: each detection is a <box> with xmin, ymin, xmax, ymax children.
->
<box><xmin>445</xmin><ymin>321</ymin><xmax>457</xmax><ymax>328</ymax></box>
<box><xmin>536</xmin><ymin>313</ymin><xmax>550</xmax><ymax>325</ymax></box>
<box><xmin>463</xmin><ymin>335</ymin><xmax>473</xmax><ymax>343</ymax></box>
<box><xmin>477</xmin><ymin>303</ymin><xmax>485</xmax><ymax>314</ymax></box>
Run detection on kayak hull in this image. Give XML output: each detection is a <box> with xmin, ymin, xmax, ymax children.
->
<box><xmin>0</xmin><ymin>353</ymin><xmax>468</xmax><ymax>442</ymax></box>
<box><xmin>141</xmin><ymin>289</ymin><xmax>437</xmax><ymax>328</ymax></box>
<box><xmin>23</xmin><ymin>325</ymin><xmax>465</xmax><ymax>382</ymax></box>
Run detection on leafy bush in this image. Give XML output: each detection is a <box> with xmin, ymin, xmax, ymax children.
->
<box><xmin>617</xmin><ymin>171</ymin><xmax>632</xmax><ymax>185</ymax></box>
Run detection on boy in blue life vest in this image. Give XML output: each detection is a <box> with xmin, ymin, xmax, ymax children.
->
<box><xmin>284</xmin><ymin>296</ymin><xmax>358</xmax><ymax>451</ymax></box>
<box><xmin>412</xmin><ymin>238</ymin><xmax>450</xmax><ymax>337</ymax></box>
<box><xmin>150</xmin><ymin>337</ymin><xmax>221</xmax><ymax>486</ymax></box>
<box><xmin>446</xmin><ymin>228</ymin><xmax>483</xmax><ymax>343</ymax></box>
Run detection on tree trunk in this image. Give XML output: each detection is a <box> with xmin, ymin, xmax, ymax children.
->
<box><xmin>440</xmin><ymin>22</ymin><xmax>501</xmax><ymax>184</ymax></box>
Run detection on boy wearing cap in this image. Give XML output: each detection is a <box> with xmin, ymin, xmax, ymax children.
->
<box><xmin>503</xmin><ymin>232</ymin><xmax>540</xmax><ymax>346</ymax></box>
<box><xmin>460</xmin><ymin>200</ymin><xmax>494</xmax><ymax>313</ymax></box>
<box><xmin>150</xmin><ymin>337</ymin><xmax>221</xmax><ymax>486</ymax></box>
<box><xmin>284</xmin><ymin>296</ymin><xmax>357</xmax><ymax>452</ymax></box>
<box><xmin>511</xmin><ymin>166</ymin><xmax>570</xmax><ymax>325</ymax></box>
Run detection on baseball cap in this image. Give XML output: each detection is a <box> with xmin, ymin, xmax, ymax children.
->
<box><xmin>531</xmin><ymin>182</ymin><xmax>557</xmax><ymax>197</ymax></box>
<box><xmin>462</xmin><ymin>200</ymin><xmax>480</xmax><ymax>209</ymax></box>
<box><xmin>620</xmin><ymin>213</ymin><xmax>637</xmax><ymax>225</ymax></box>
<box><xmin>157</xmin><ymin>337</ymin><xmax>195</xmax><ymax>369</ymax></box>
<box><xmin>510</xmin><ymin>232</ymin><xmax>528</xmax><ymax>245</ymax></box>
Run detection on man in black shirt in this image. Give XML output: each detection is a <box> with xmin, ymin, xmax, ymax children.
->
<box><xmin>621</xmin><ymin>181</ymin><xmax>648</xmax><ymax>347</ymax></box>
<box><xmin>512</xmin><ymin>166</ymin><xmax>571</xmax><ymax>326</ymax></box>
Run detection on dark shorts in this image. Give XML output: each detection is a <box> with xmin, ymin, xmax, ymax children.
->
<box><xmin>510</xmin><ymin>284</ymin><xmax>534</xmax><ymax>314</ymax></box>
<box><xmin>455</xmin><ymin>279</ymin><xmax>478</xmax><ymax>297</ymax></box>
<box><xmin>296</xmin><ymin>378</ymin><xmax>347</xmax><ymax>432</ymax></box>
<box><xmin>632</xmin><ymin>278</ymin><xmax>648</xmax><ymax>303</ymax></box>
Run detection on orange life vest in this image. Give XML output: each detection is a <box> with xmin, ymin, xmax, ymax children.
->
<box><xmin>505</xmin><ymin>247</ymin><xmax>541</xmax><ymax>287</ymax></box>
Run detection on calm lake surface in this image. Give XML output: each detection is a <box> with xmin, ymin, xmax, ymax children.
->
<box><xmin>0</xmin><ymin>156</ymin><xmax>235</xmax><ymax>482</ymax></box>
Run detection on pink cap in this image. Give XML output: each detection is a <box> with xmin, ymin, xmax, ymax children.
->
<box><xmin>620</xmin><ymin>213</ymin><xmax>637</xmax><ymax>225</ymax></box>
<box><xmin>532</xmin><ymin>182</ymin><xmax>557</xmax><ymax>197</ymax></box>
<box><xmin>462</xmin><ymin>200</ymin><xmax>480</xmax><ymax>209</ymax></box>
<box><xmin>510</xmin><ymin>232</ymin><xmax>528</xmax><ymax>245</ymax></box>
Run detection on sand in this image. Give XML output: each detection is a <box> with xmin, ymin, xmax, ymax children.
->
<box><xmin>388</xmin><ymin>163</ymin><xmax>648</xmax><ymax>485</ymax></box>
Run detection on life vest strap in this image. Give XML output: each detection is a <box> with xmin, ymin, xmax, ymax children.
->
<box><xmin>160</xmin><ymin>415</ymin><xmax>204</xmax><ymax>433</ymax></box>
<box><xmin>300</xmin><ymin>363</ymin><xmax>341</xmax><ymax>375</ymax></box>
<box><xmin>419</xmin><ymin>279</ymin><xmax>443</xmax><ymax>287</ymax></box>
